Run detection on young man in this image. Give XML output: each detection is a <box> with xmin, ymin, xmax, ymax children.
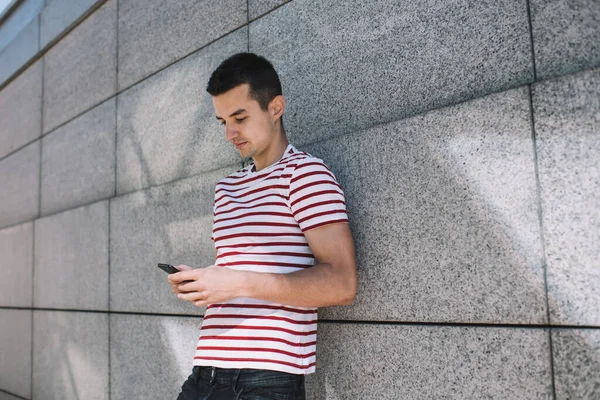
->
<box><xmin>169</xmin><ymin>52</ymin><xmax>357</xmax><ymax>399</ymax></box>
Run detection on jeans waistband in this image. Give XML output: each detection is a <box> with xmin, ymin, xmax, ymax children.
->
<box><xmin>193</xmin><ymin>365</ymin><xmax>304</xmax><ymax>387</ymax></box>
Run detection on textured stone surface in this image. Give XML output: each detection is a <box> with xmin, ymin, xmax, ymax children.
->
<box><xmin>249</xmin><ymin>0</ymin><xmax>533</xmax><ymax>147</ymax></box>
<box><xmin>248</xmin><ymin>0</ymin><xmax>288</xmax><ymax>20</ymax></box>
<box><xmin>116</xmin><ymin>28</ymin><xmax>246</xmax><ymax>195</ymax></box>
<box><xmin>532</xmin><ymin>68</ymin><xmax>600</xmax><ymax>326</ymax></box>
<box><xmin>531</xmin><ymin>0</ymin><xmax>600</xmax><ymax>80</ymax></box>
<box><xmin>0</xmin><ymin>59</ymin><xmax>42</xmax><ymax>161</ymax></box>
<box><xmin>117</xmin><ymin>0</ymin><xmax>246</xmax><ymax>90</ymax></box>
<box><xmin>304</xmin><ymin>87</ymin><xmax>546</xmax><ymax>324</ymax></box>
<box><xmin>41</xmin><ymin>98</ymin><xmax>115</xmax><ymax>216</ymax></box>
<box><xmin>110</xmin><ymin>166</ymin><xmax>236</xmax><ymax>313</ymax></box>
<box><xmin>33</xmin><ymin>310</ymin><xmax>109</xmax><ymax>400</ymax></box>
<box><xmin>0</xmin><ymin>15</ymin><xmax>39</xmax><ymax>84</ymax></box>
<box><xmin>0</xmin><ymin>140</ymin><xmax>40</xmax><ymax>229</ymax></box>
<box><xmin>553</xmin><ymin>329</ymin><xmax>600</xmax><ymax>400</ymax></box>
<box><xmin>0</xmin><ymin>0</ymin><xmax>44</xmax><ymax>53</ymax></box>
<box><xmin>43</xmin><ymin>0</ymin><xmax>116</xmax><ymax>133</ymax></box>
<box><xmin>34</xmin><ymin>200</ymin><xmax>109</xmax><ymax>310</ymax></box>
<box><xmin>0</xmin><ymin>222</ymin><xmax>33</xmax><ymax>307</ymax></box>
<box><xmin>40</xmin><ymin>0</ymin><xmax>98</xmax><ymax>49</ymax></box>
<box><xmin>305</xmin><ymin>323</ymin><xmax>551</xmax><ymax>399</ymax></box>
<box><xmin>0</xmin><ymin>391</ymin><xmax>24</xmax><ymax>400</ymax></box>
<box><xmin>0</xmin><ymin>309</ymin><xmax>31</xmax><ymax>398</ymax></box>
<box><xmin>110</xmin><ymin>314</ymin><xmax>201</xmax><ymax>399</ymax></box>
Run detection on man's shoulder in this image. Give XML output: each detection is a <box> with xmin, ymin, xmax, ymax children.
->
<box><xmin>216</xmin><ymin>164</ymin><xmax>251</xmax><ymax>186</ymax></box>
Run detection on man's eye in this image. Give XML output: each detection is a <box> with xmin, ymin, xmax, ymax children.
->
<box><xmin>219</xmin><ymin>118</ymin><xmax>246</xmax><ymax>126</ymax></box>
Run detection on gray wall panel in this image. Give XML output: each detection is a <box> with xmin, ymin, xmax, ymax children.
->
<box><xmin>0</xmin><ymin>391</ymin><xmax>24</xmax><ymax>400</ymax></box>
<box><xmin>0</xmin><ymin>140</ymin><xmax>40</xmax><ymax>229</ymax></box>
<box><xmin>533</xmin><ymin>68</ymin><xmax>600</xmax><ymax>326</ymax></box>
<box><xmin>34</xmin><ymin>200</ymin><xmax>109</xmax><ymax>310</ymax></box>
<box><xmin>250</xmin><ymin>0</ymin><xmax>533</xmax><ymax>147</ymax></box>
<box><xmin>552</xmin><ymin>329</ymin><xmax>600</xmax><ymax>400</ymax></box>
<box><xmin>42</xmin><ymin>0</ymin><xmax>117</xmax><ymax>134</ymax></box>
<box><xmin>0</xmin><ymin>222</ymin><xmax>33</xmax><ymax>307</ymax></box>
<box><xmin>0</xmin><ymin>59</ymin><xmax>42</xmax><ymax>160</ymax></box>
<box><xmin>0</xmin><ymin>309</ymin><xmax>31</xmax><ymax>398</ymax></box>
<box><xmin>40</xmin><ymin>0</ymin><xmax>98</xmax><ymax>49</ymax></box>
<box><xmin>304</xmin><ymin>87</ymin><xmax>546</xmax><ymax>324</ymax></box>
<box><xmin>33</xmin><ymin>310</ymin><xmax>109</xmax><ymax>400</ymax></box>
<box><xmin>110</xmin><ymin>314</ymin><xmax>201</xmax><ymax>399</ymax></box>
<box><xmin>248</xmin><ymin>0</ymin><xmax>288</xmax><ymax>20</ymax></box>
<box><xmin>306</xmin><ymin>323</ymin><xmax>552</xmax><ymax>399</ymax></box>
<box><xmin>116</xmin><ymin>28</ymin><xmax>246</xmax><ymax>195</ymax></box>
<box><xmin>117</xmin><ymin>0</ymin><xmax>246</xmax><ymax>90</ymax></box>
<box><xmin>531</xmin><ymin>0</ymin><xmax>600</xmax><ymax>80</ymax></box>
<box><xmin>41</xmin><ymin>97</ymin><xmax>115</xmax><ymax>216</ymax></box>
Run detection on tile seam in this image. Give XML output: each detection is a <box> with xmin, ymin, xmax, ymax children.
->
<box><xmin>527</xmin><ymin>83</ymin><xmax>556</xmax><ymax>399</ymax></box>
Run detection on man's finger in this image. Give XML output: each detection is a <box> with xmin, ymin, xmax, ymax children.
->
<box><xmin>178</xmin><ymin>291</ymin><xmax>204</xmax><ymax>302</ymax></box>
<box><xmin>170</xmin><ymin>267</ymin><xmax>203</xmax><ymax>283</ymax></box>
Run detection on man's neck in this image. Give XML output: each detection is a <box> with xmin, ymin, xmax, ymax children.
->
<box><xmin>252</xmin><ymin>137</ymin><xmax>289</xmax><ymax>172</ymax></box>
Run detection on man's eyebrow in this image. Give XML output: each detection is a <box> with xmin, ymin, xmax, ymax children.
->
<box><xmin>215</xmin><ymin>109</ymin><xmax>247</xmax><ymax>120</ymax></box>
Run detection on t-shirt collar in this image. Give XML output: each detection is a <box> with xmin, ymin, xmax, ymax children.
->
<box><xmin>248</xmin><ymin>143</ymin><xmax>295</xmax><ymax>175</ymax></box>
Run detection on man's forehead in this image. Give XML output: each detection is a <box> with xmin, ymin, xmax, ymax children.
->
<box><xmin>214</xmin><ymin>94</ymin><xmax>256</xmax><ymax>119</ymax></box>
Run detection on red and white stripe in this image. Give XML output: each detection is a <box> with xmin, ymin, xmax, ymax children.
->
<box><xmin>193</xmin><ymin>144</ymin><xmax>348</xmax><ymax>374</ymax></box>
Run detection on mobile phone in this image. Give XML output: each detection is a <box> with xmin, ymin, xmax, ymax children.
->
<box><xmin>158</xmin><ymin>263</ymin><xmax>180</xmax><ymax>274</ymax></box>
<box><xmin>158</xmin><ymin>263</ymin><xmax>194</xmax><ymax>283</ymax></box>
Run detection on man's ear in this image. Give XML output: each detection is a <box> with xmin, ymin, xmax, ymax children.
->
<box><xmin>270</xmin><ymin>95</ymin><xmax>285</xmax><ymax>119</ymax></box>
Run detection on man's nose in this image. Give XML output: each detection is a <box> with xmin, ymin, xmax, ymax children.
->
<box><xmin>225</xmin><ymin>127</ymin><xmax>239</xmax><ymax>141</ymax></box>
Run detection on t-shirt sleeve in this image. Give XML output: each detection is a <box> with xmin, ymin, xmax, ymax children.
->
<box><xmin>289</xmin><ymin>157</ymin><xmax>349</xmax><ymax>232</ymax></box>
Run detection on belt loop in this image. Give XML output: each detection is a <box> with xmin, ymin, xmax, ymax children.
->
<box><xmin>209</xmin><ymin>366</ymin><xmax>216</xmax><ymax>385</ymax></box>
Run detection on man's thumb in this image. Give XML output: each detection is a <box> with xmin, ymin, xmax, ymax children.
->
<box><xmin>174</xmin><ymin>264</ymin><xmax>192</xmax><ymax>271</ymax></box>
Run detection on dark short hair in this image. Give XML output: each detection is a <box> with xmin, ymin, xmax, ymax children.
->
<box><xmin>206</xmin><ymin>52</ymin><xmax>285</xmax><ymax>129</ymax></box>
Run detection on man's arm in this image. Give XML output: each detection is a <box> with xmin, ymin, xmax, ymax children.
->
<box><xmin>239</xmin><ymin>221</ymin><xmax>357</xmax><ymax>308</ymax></box>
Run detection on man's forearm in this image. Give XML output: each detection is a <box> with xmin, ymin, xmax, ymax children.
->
<box><xmin>238</xmin><ymin>263</ymin><xmax>356</xmax><ymax>308</ymax></box>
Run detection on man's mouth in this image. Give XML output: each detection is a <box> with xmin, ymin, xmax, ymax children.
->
<box><xmin>235</xmin><ymin>142</ymin><xmax>247</xmax><ymax>149</ymax></box>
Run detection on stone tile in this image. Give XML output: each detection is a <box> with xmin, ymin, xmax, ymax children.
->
<box><xmin>532</xmin><ymin>68</ymin><xmax>600</xmax><ymax>326</ymax></box>
<box><xmin>43</xmin><ymin>0</ymin><xmax>116</xmax><ymax>134</ymax></box>
<box><xmin>117</xmin><ymin>0</ymin><xmax>246</xmax><ymax>90</ymax></box>
<box><xmin>305</xmin><ymin>323</ymin><xmax>552</xmax><ymax>399</ymax></box>
<box><xmin>0</xmin><ymin>140</ymin><xmax>40</xmax><ymax>229</ymax></box>
<box><xmin>248</xmin><ymin>0</ymin><xmax>288</xmax><ymax>20</ymax></box>
<box><xmin>110</xmin><ymin>165</ymin><xmax>237</xmax><ymax>313</ymax></box>
<box><xmin>0</xmin><ymin>0</ymin><xmax>44</xmax><ymax>52</ymax></box>
<box><xmin>552</xmin><ymin>329</ymin><xmax>600</xmax><ymax>400</ymax></box>
<box><xmin>249</xmin><ymin>0</ymin><xmax>533</xmax><ymax>147</ymax></box>
<box><xmin>110</xmin><ymin>314</ymin><xmax>201</xmax><ymax>399</ymax></box>
<box><xmin>0</xmin><ymin>59</ymin><xmax>42</xmax><ymax>161</ymax></box>
<box><xmin>0</xmin><ymin>391</ymin><xmax>25</xmax><ymax>400</ymax></box>
<box><xmin>0</xmin><ymin>16</ymin><xmax>39</xmax><ymax>85</ymax></box>
<box><xmin>116</xmin><ymin>28</ymin><xmax>246</xmax><ymax>195</ymax></box>
<box><xmin>40</xmin><ymin>0</ymin><xmax>98</xmax><ymax>49</ymax></box>
<box><xmin>0</xmin><ymin>222</ymin><xmax>33</xmax><ymax>307</ymax></box>
<box><xmin>41</xmin><ymin>98</ymin><xmax>115</xmax><ymax>216</ymax></box>
<box><xmin>531</xmin><ymin>0</ymin><xmax>600</xmax><ymax>80</ymax></box>
<box><xmin>33</xmin><ymin>310</ymin><xmax>108</xmax><ymax>400</ymax></box>
<box><xmin>304</xmin><ymin>87</ymin><xmax>546</xmax><ymax>324</ymax></box>
<box><xmin>34</xmin><ymin>200</ymin><xmax>109</xmax><ymax>310</ymax></box>
<box><xmin>0</xmin><ymin>309</ymin><xmax>31</xmax><ymax>398</ymax></box>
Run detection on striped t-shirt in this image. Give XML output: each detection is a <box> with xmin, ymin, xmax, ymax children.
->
<box><xmin>192</xmin><ymin>143</ymin><xmax>349</xmax><ymax>374</ymax></box>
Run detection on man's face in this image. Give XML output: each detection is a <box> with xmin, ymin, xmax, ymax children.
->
<box><xmin>213</xmin><ymin>83</ymin><xmax>276</xmax><ymax>159</ymax></box>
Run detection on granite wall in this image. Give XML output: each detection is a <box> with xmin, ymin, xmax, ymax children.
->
<box><xmin>0</xmin><ymin>0</ymin><xmax>599</xmax><ymax>399</ymax></box>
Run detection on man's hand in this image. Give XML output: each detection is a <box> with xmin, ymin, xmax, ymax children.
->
<box><xmin>168</xmin><ymin>264</ymin><xmax>245</xmax><ymax>308</ymax></box>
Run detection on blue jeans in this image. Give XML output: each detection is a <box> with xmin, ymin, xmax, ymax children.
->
<box><xmin>176</xmin><ymin>366</ymin><xmax>306</xmax><ymax>400</ymax></box>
